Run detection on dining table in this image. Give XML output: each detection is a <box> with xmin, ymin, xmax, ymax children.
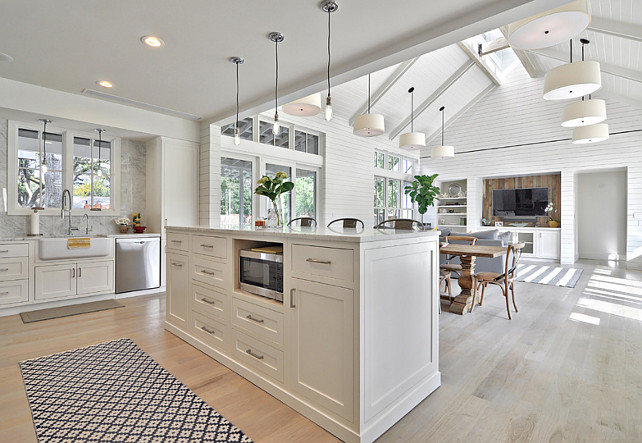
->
<box><xmin>440</xmin><ymin>243</ymin><xmax>524</xmax><ymax>315</ymax></box>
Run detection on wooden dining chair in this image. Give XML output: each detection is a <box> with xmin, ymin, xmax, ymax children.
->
<box><xmin>374</xmin><ymin>218</ymin><xmax>424</xmax><ymax>231</ymax></box>
<box><xmin>440</xmin><ymin>235</ymin><xmax>477</xmax><ymax>276</ymax></box>
<box><xmin>287</xmin><ymin>217</ymin><xmax>317</xmax><ymax>228</ymax></box>
<box><xmin>474</xmin><ymin>243</ymin><xmax>522</xmax><ymax>319</ymax></box>
<box><xmin>327</xmin><ymin>218</ymin><xmax>365</xmax><ymax>229</ymax></box>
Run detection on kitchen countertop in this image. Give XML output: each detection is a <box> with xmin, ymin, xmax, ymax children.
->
<box><xmin>166</xmin><ymin>224</ymin><xmax>439</xmax><ymax>243</ymax></box>
<box><xmin>0</xmin><ymin>233</ymin><xmax>161</xmax><ymax>242</ymax></box>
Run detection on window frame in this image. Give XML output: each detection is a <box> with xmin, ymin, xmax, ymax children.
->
<box><xmin>373</xmin><ymin>150</ymin><xmax>418</xmax><ymax>225</ymax></box>
<box><xmin>8</xmin><ymin>121</ymin><xmax>121</xmax><ymax>216</ymax></box>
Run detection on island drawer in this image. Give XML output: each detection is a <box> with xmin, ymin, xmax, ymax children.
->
<box><xmin>291</xmin><ymin>244</ymin><xmax>354</xmax><ymax>283</ymax></box>
<box><xmin>192</xmin><ymin>257</ymin><xmax>227</xmax><ymax>289</ymax></box>
<box><xmin>166</xmin><ymin>232</ymin><xmax>189</xmax><ymax>252</ymax></box>
<box><xmin>191</xmin><ymin>311</ymin><xmax>227</xmax><ymax>352</ymax></box>
<box><xmin>231</xmin><ymin>329</ymin><xmax>284</xmax><ymax>383</ymax></box>
<box><xmin>192</xmin><ymin>283</ymin><xmax>227</xmax><ymax>322</ymax></box>
<box><xmin>231</xmin><ymin>298</ymin><xmax>283</xmax><ymax>346</ymax></box>
<box><xmin>0</xmin><ymin>257</ymin><xmax>29</xmax><ymax>281</ymax></box>
<box><xmin>0</xmin><ymin>280</ymin><xmax>28</xmax><ymax>306</ymax></box>
<box><xmin>191</xmin><ymin>235</ymin><xmax>227</xmax><ymax>259</ymax></box>
<box><xmin>0</xmin><ymin>243</ymin><xmax>29</xmax><ymax>258</ymax></box>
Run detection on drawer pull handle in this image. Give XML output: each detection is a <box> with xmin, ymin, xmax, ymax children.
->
<box><xmin>246</xmin><ymin>349</ymin><xmax>264</xmax><ymax>360</ymax></box>
<box><xmin>201</xmin><ymin>326</ymin><xmax>216</xmax><ymax>335</ymax></box>
<box><xmin>170</xmin><ymin>240</ymin><xmax>182</xmax><ymax>243</ymax></box>
<box><xmin>201</xmin><ymin>298</ymin><xmax>216</xmax><ymax>305</ymax></box>
<box><xmin>78</xmin><ymin>268</ymin><xmax>82</xmax><ymax>278</ymax></box>
<box><xmin>200</xmin><ymin>244</ymin><xmax>214</xmax><ymax>248</ymax></box>
<box><xmin>0</xmin><ymin>268</ymin><xmax>8</xmax><ymax>272</ymax></box>
<box><xmin>201</xmin><ymin>270</ymin><xmax>216</xmax><ymax>276</ymax></box>
<box><xmin>306</xmin><ymin>258</ymin><xmax>332</xmax><ymax>265</ymax></box>
<box><xmin>0</xmin><ymin>291</ymin><xmax>8</xmax><ymax>295</ymax></box>
<box><xmin>71</xmin><ymin>268</ymin><xmax>75</xmax><ymax>278</ymax></box>
<box><xmin>0</xmin><ymin>250</ymin><xmax>8</xmax><ymax>253</ymax></box>
<box><xmin>246</xmin><ymin>314</ymin><xmax>264</xmax><ymax>324</ymax></box>
<box><xmin>171</xmin><ymin>262</ymin><xmax>183</xmax><ymax>267</ymax></box>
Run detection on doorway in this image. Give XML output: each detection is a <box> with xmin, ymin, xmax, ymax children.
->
<box><xmin>577</xmin><ymin>169</ymin><xmax>627</xmax><ymax>260</ymax></box>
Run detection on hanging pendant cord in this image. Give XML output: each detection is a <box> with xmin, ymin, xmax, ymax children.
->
<box><xmin>98</xmin><ymin>130</ymin><xmax>102</xmax><ymax>166</ymax></box>
<box><xmin>236</xmin><ymin>61</ymin><xmax>240</xmax><ymax>128</ymax></box>
<box><xmin>275</xmin><ymin>39</ymin><xmax>279</xmax><ymax>112</ymax></box>
<box><xmin>441</xmin><ymin>108</ymin><xmax>445</xmax><ymax>146</ymax></box>
<box><xmin>569</xmin><ymin>39</ymin><xmax>573</xmax><ymax>63</ymax></box>
<box><xmin>367</xmin><ymin>74</ymin><xmax>371</xmax><ymax>113</ymax></box>
<box><xmin>42</xmin><ymin>121</ymin><xmax>47</xmax><ymax>162</ymax></box>
<box><xmin>410</xmin><ymin>91</ymin><xmax>414</xmax><ymax>132</ymax></box>
<box><xmin>327</xmin><ymin>8</ymin><xmax>331</xmax><ymax>99</ymax></box>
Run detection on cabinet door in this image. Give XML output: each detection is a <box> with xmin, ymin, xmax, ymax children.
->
<box><xmin>77</xmin><ymin>261</ymin><xmax>114</xmax><ymax>295</ymax></box>
<box><xmin>35</xmin><ymin>264</ymin><xmax>76</xmax><ymax>301</ymax></box>
<box><xmin>537</xmin><ymin>231</ymin><xmax>561</xmax><ymax>259</ymax></box>
<box><xmin>166</xmin><ymin>252</ymin><xmax>189</xmax><ymax>328</ymax></box>
<box><xmin>289</xmin><ymin>278</ymin><xmax>354</xmax><ymax>422</ymax></box>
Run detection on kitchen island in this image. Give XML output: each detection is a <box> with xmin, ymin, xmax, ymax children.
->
<box><xmin>164</xmin><ymin>225</ymin><xmax>440</xmax><ymax>443</ymax></box>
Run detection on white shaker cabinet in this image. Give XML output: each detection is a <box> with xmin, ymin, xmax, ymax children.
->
<box><xmin>166</xmin><ymin>252</ymin><xmax>189</xmax><ymax>329</ymax></box>
<box><xmin>536</xmin><ymin>230</ymin><xmax>561</xmax><ymax>259</ymax></box>
<box><xmin>35</xmin><ymin>260</ymin><xmax>114</xmax><ymax>301</ymax></box>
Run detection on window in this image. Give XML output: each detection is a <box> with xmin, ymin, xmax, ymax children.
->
<box><xmin>221</xmin><ymin>157</ymin><xmax>252</xmax><ymax>226</ymax></box>
<box><xmin>403</xmin><ymin>158</ymin><xmax>414</xmax><ymax>175</ymax></box>
<box><xmin>72</xmin><ymin>136</ymin><xmax>112</xmax><ymax>209</ymax></box>
<box><xmin>401</xmin><ymin>181</ymin><xmax>415</xmax><ymax>219</ymax></box>
<box><xmin>374</xmin><ymin>176</ymin><xmax>385</xmax><ymax>225</ymax></box>
<box><xmin>9</xmin><ymin>122</ymin><xmax>120</xmax><ymax>215</ymax></box>
<box><xmin>372</xmin><ymin>151</ymin><xmax>417</xmax><ymax>225</ymax></box>
<box><xmin>374</xmin><ymin>151</ymin><xmax>385</xmax><ymax>169</ymax></box>
<box><xmin>221</xmin><ymin>117</ymin><xmax>253</xmax><ymax>142</ymax></box>
<box><xmin>259</xmin><ymin>121</ymin><xmax>289</xmax><ymax>149</ymax></box>
<box><xmin>295</xmin><ymin>169</ymin><xmax>316</xmax><ymax>218</ymax></box>
<box><xmin>294</xmin><ymin>130</ymin><xmax>319</xmax><ymax>154</ymax></box>
<box><xmin>388</xmin><ymin>155</ymin><xmax>400</xmax><ymax>172</ymax></box>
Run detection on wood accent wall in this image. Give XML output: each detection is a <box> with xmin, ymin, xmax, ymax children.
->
<box><xmin>482</xmin><ymin>174</ymin><xmax>561</xmax><ymax>224</ymax></box>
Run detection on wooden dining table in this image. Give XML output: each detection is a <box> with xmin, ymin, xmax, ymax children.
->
<box><xmin>440</xmin><ymin>243</ymin><xmax>524</xmax><ymax>315</ymax></box>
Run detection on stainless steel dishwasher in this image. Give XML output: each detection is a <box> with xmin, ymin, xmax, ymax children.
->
<box><xmin>115</xmin><ymin>236</ymin><xmax>161</xmax><ymax>294</ymax></box>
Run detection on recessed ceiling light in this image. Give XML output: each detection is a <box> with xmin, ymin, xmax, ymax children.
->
<box><xmin>96</xmin><ymin>80</ymin><xmax>113</xmax><ymax>88</ymax></box>
<box><xmin>141</xmin><ymin>35</ymin><xmax>164</xmax><ymax>48</ymax></box>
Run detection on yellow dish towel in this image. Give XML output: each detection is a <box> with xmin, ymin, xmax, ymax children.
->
<box><xmin>67</xmin><ymin>238</ymin><xmax>91</xmax><ymax>249</ymax></box>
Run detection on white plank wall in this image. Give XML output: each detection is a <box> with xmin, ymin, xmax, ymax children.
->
<box><xmin>420</xmin><ymin>68</ymin><xmax>642</xmax><ymax>269</ymax></box>
<box><xmin>200</xmin><ymin>124</ymin><xmax>221</xmax><ymax>226</ymax></box>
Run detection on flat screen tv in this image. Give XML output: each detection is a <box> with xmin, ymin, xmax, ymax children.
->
<box><xmin>492</xmin><ymin>187</ymin><xmax>549</xmax><ymax>217</ymax></box>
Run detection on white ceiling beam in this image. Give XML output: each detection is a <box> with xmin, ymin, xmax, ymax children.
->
<box><xmin>388</xmin><ymin>60</ymin><xmax>475</xmax><ymax>140</ymax></box>
<box><xmin>531</xmin><ymin>48</ymin><xmax>642</xmax><ymax>83</ymax></box>
<box><xmin>588</xmin><ymin>17</ymin><xmax>642</xmax><ymax>43</ymax></box>
<box><xmin>348</xmin><ymin>57</ymin><xmax>419</xmax><ymax>126</ymax></box>
<box><xmin>458</xmin><ymin>41</ymin><xmax>502</xmax><ymax>86</ymax></box>
<box><xmin>478</xmin><ymin>37</ymin><xmax>510</xmax><ymax>56</ymax></box>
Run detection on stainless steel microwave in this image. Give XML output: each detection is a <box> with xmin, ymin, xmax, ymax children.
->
<box><xmin>239</xmin><ymin>249</ymin><xmax>284</xmax><ymax>302</ymax></box>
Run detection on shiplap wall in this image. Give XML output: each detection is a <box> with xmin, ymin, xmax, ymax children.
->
<box><xmin>420</xmin><ymin>68</ymin><xmax>642</xmax><ymax>269</ymax></box>
<box><xmin>200</xmin><ymin>112</ymin><xmax>418</xmax><ymax>227</ymax></box>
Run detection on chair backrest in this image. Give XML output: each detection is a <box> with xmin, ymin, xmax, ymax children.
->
<box><xmin>327</xmin><ymin>218</ymin><xmax>365</xmax><ymax>229</ymax></box>
<box><xmin>495</xmin><ymin>242</ymin><xmax>524</xmax><ymax>282</ymax></box>
<box><xmin>374</xmin><ymin>218</ymin><xmax>424</xmax><ymax>231</ymax></box>
<box><xmin>445</xmin><ymin>235</ymin><xmax>477</xmax><ymax>245</ymax></box>
<box><xmin>287</xmin><ymin>217</ymin><xmax>317</xmax><ymax>228</ymax></box>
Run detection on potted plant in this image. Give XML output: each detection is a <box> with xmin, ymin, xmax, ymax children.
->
<box><xmin>545</xmin><ymin>203</ymin><xmax>559</xmax><ymax>228</ymax></box>
<box><xmin>404</xmin><ymin>174</ymin><xmax>440</xmax><ymax>220</ymax></box>
<box><xmin>254</xmin><ymin>172</ymin><xmax>294</xmax><ymax>227</ymax></box>
<box><xmin>114</xmin><ymin>217</ymin><xmax>131</xmax><ymax>233</ymax></box>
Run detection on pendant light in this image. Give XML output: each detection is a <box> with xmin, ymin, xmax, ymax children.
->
<box><xmin>572</xmin><ymin>123</ymin><xmax>609</xmax><ymax>144</ymax></box>
<box><xmin>323</xmin><ymin>0</ymin><xmax>338</xmax><ymax>121</ymax></box>
<box><xmin>431</xmin><ymin>106</ymin><xmax>454</xmax><ymax>159</ymax></box>
<box><xmin>399</xmin><ymin>87</ymin><xmax>425</xmax><ymax>150</ymax></box>
<box><xmin>353</xmin><ymin>74</ymin><xmax>385</xmax><ymax>137</ymax></box>
<box><xmin>39</xmin><ymin>119</ymin><xmax>51</xmax><ymax>174</ymax></box>
<box><xmin>269</xmin><ymin>32</ymin><xmax>284</xmax><ymax>135</ymax></box>
<box><xmin>561</xmin><ymin>39</ymin><xmax>607</xmax><ymax>127</ymax></box>
<box><xmin>231</xmin><ymin>56</ymin><xmax>245</xmax><ymax>145</ymax></box>
<box><xmin>507</xmin><ymin>0</ymin><xmax>590</xmax><ymax>50</ymax></box>
<box><xmin>282</xmin><ymin>93</ymin><xmax>321</xmax><ymax>117</ymax></box>
<box><xmin>95</xmin><ymin>129</ymin><xmax>105</xmax><ymax>177</ymax></box>
<box><xmin>543</xmin><ymin>39</ymin><xmax>601</xmax><ymax>100</ymax></box>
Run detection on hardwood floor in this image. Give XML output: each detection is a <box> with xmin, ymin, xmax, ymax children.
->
<box><xmin>1</xmin><ymin>260</ymin><xmax>640</xmax><ymax>442</ymax></box>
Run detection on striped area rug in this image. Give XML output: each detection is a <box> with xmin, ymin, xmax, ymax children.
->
<box><xmin>516</xmin><ymin>264</ymin><xmax>583</xmax><ymax>288</ymax></box>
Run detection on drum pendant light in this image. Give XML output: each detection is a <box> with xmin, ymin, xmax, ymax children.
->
<box><xmin>353</xmin><ymin>74</ymin><xmax>385</xmax><ymax>137</ymax></box>
<box><xmin>230</xmin><ymin>57</ymin><xmax>245</xmax><ymax>145</ymax></box>
<box><xmin>572</xmin><ymin>123</ymin><xmax>609</xmax><ymax>144</ymax></box>
<box><xmin>507</xmin><ymin>0</ymin><xmax>590</xmax><ymax>50</ymax></box>
<box><xmin>431</xmin><ymin>106</ymin><xmax>454</xmax><ymax>159</ymax></box>
<box><xmin>399</xmin><ymin>87</ymin><xmax>425</xmax><ymax>150</ymax></box>
<box><xmin>269</xmin><ymin>32</ymin><xmax>284</xmax><ymax>135</ymax></box>
<box><xmin>39</xmin><ymin>119</ymin><xmax>51</xmax><ymax>174</ymax></box>
<box><xmin>561</xmin><ymin>39</ymin><xmax>607</xmax><ymax>127</ymax></box>
<box><xmin>543</xmin><ymin>39</ymin><xmax>601</xmax><ymax>100</ymax></box>
<box><xmin>95</xmin><ymin>129</ymin><xmax>105</xmax><ymax>177</ymax></box>
<box><xmin>282</xmin><ymin>93</ymin><xmax>322</xmax><ymax>117</ymax></box>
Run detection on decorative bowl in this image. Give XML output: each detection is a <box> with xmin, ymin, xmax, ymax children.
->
<box><xmin>510</xmin><ymin>222</ymin><xmax>529</xmax><ymax>227</ymax></box>
<box><xmin>132</xmin><ymin>225</ymin><xmax>147</xmax><ymax>233</ymax></box>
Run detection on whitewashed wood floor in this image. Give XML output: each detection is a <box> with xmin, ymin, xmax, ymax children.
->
<box><xmin>1</xmin><ymin>260</ymin><xmax>640</xmax><ymax>442</ymax></box>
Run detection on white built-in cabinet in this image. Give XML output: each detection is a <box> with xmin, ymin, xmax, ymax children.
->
<box><xmin>535</xmin><ymin>230</ymin><xmax>561</xmax><ymax>259</ymax></box>
<box><xmin>166</xmin><ymin>252</ymin><xmax>189</xmax><ymax>328</ymax></box>
<box><xmin>35</xmin><ymin>260</ymin><xmax>114</xmax><ymax>301</ymax></box>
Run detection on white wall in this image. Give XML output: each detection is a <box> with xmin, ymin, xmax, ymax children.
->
<box><xmin>577</xmin><ymin>170</ymin><xmax>627</xmax><ymax>260</ymax></box>
<box><xmin>420</xmin><ymin>68</ymin><xmax>642</xmax><ymax>269</ymax></box>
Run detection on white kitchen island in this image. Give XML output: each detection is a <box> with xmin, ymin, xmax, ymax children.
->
<box><xmin>164</xmin><ymin>225</ymin><xmax>441</xmax><ymax>443</ymax></box>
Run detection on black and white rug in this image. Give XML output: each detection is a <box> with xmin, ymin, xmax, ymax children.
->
<box><xmin>516</xmin><ymin>264</ymin><xmax>583</xmax><ymax>288</ymax></box>
<box><xmin>19</xmin><ymin>338</ymin><xmax>253</xmax><ymax>442</ymax></box>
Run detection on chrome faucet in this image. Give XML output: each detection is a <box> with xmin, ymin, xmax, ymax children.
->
<box><xmin>83</xmin><ymin>213</ymin><xmax>92</xmax><ymax>235</ymax></box>
<box><xmin>61</xmin><ymin>189</ymin><xmax>78</xmax><ymax>235</ymax></box>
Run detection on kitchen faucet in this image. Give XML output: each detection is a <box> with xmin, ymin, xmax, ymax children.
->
<box><xmin>61</xmin><ymin>189</ymin><xmax>78</xmax><ymax>235</ymax></box>
<box><xmin>83</xmin><ymin>213</ymin><xmax>92</xmax><ymax>235</ymax></box>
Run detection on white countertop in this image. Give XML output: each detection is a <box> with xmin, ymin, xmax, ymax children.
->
<box><xmin>0</xmin><ymin>233</ymin><xmax>161</xmax><ymax>242</ymax></box>
<box><xmin>475</xmin><ymin>226</ymin><xmax>560</xmax><ymax>231</ymax></box>
<box><xmin>166</xmin><ymin>225</ymin><xmax>439</xmax><ymax>243</ymax></box>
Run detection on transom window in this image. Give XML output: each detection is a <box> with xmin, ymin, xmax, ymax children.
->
<box><xmin>259</xmin><ymin>120</ymin><xmax>290</xmax><ymax>148</ymax></box>
<box><xmin>221</xmin><ymin>117</ymin><xmax>253</xmax><ymax>142</ymax></box>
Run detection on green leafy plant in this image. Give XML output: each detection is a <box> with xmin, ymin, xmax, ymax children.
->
<box><xmin>404</xmin><ymin>174</ymin><xmax>440</xmax><ymax>214</ymax></box>
<box><xmin>254</xmin><ymin>172</ymin><xmax>294</xmax><ymax>226</ymax></box>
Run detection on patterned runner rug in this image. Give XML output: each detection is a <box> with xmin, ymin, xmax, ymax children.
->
<box><xmin>19</xmin><ymin>338</ymin><xmax>252</xmax><ymax>442</ymax></box>
<box><xmin>516</xmin><ymin>264</ymin><xmax>583</xmax><ymax>288</ymax></box>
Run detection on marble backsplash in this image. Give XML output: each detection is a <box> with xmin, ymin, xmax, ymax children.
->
<box><xmin>0</xmin><ymin>119</ymin><xmax>147</xmax><ymax>237</ymax></box>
